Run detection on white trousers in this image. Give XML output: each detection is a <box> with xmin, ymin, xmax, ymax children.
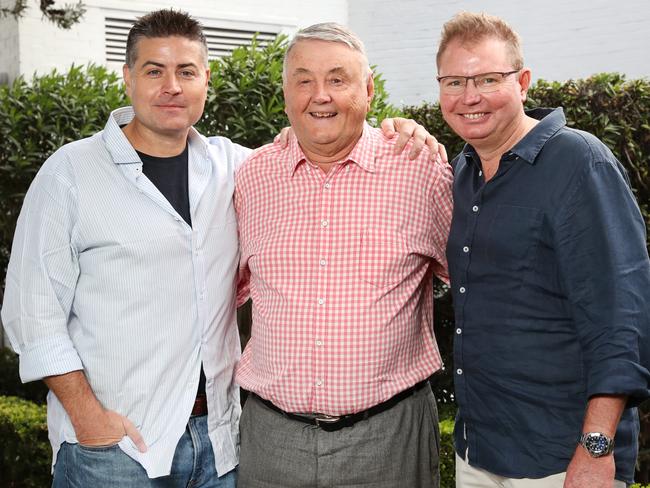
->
<box><xmin>455</xmin><ymin>454</ymin><xmax>626</xmax><ymax>488</ymax></box>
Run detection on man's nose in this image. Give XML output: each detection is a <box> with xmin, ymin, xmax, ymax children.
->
<box><xmin>461</xmin><ymin>79</ymin><xmax>482</xmax><ymax>104</ymax></box>
<box><xmin>312</xmin><ymin>82</ymin><xmax>332</xmax><ymax>103</ymax></box>
<box><xmin>162</xmin><ymin>73</ymin><xmax>182</xmax><ymax>94</ymax></box>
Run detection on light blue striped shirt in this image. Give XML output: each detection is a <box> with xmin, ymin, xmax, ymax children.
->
<box><xmin>1</xmin><ymin>107</ymin><xmax>252</xmax><ymax>478</ymax></box>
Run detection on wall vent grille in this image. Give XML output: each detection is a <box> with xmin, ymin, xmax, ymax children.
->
<box><xmin>105</xmin><ymin>17</ymin><xmax>279</xmax><ymax>64</ymax></box>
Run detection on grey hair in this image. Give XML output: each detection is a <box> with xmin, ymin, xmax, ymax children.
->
<box><xmin>282</xmin><ymin>22</ymin><xmax>372</xmax><ymax>81</ymax></box>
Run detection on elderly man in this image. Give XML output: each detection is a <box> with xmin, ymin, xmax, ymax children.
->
<box><xmin>234</xmin><ymin>23</ymin><xmax>453</xmax><ymax>488</ymax></box>
<box><xmin>438</xmin><ymin>12</ymin><xmax>650</xmax><ymax>488</ymax></box>
<box><xmin>1</xmin><ymin>9</ymin><xmax>441</xmax><ymax>488</ymax></box>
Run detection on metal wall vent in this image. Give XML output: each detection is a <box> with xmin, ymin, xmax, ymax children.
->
<box><xmin>105</xmin><ymin>17</ymin><xmax>279</xmax><ymax>64</ymax></box>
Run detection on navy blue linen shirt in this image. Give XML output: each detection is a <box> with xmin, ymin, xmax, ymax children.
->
<box><xmin>446</xmin><ymin>108</ymin><xmax>650</xmax><ymax>483</ymax></box>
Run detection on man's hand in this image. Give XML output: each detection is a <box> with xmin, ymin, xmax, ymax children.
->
<box><xmin>564</xmin><ymin>445</ymin><xmax>615</xmax><ymax>488</ymax></box>
<box><xmin>275</xmin><ymin>118</ymin><xmax>448</xmax><ymax>164</ymax></box>
<box><xmin>381</xmin><ymin>117</ymin><xmax>448</xmax><ymax>163</ymax></box>
<box><xmin>45</xmin><ymin>370</ymin><xmax>147</xmax><ymax>452</ymax></box>
<box><xmin>76</xmin><ymin>408</ymin><xmax>147</xmax><ymax>452</ymax></box>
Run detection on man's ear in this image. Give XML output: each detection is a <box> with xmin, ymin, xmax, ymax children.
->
<box><xmin>518</xmin><ymin>67</ymin><xmax>532</xmax><ymax>102</ymax></box>
<box><xmin>123</xmin><ymin>64</ymin><xmax>132</xmax><ymax>99</ymax></box>
<box><xmin>366</xmin><ymin>72</ymin><xmax>375</xmax><ymax>109</ymax></box>
<box><xmin>204</xmin><ymin>68</ymin><xmax>211</xmax><ymax>89</ymax></box>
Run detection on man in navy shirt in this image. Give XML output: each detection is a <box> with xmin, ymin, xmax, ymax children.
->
<box><xmin>439</xmin><ymin>12</ymin><xmax>650</xmax><ymax>488</ymax></box>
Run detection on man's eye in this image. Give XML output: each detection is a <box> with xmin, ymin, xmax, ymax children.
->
<box><xmin>180</xmin><ymin>70</ymin><xmax>195</xmax><ymax>77</ymax></box>
<box><xmin>445</xmin><ymin>78</ymin><xmax>463</xmax><ymax>87</ymax></box>
<box><xmin>479</xmin><ymin>76</ymin><xmax>498</xmax><ymax>85</ymax></box>
<box><xmin>330</xmin><ymin>78</ymin><xmax>343</xmax><ymax>85</ymax></box>
<box><xmin>147</xmin><ymin>69</ymin><xmax>161</xmax><ymax>76</ymax></box>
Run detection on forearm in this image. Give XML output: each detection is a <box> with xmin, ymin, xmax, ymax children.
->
<box><xmin>44</xmin><ymin>370</ymin><xmax>105</xmax><ymax>434</ymax></box>
<box><xmin>581</xmin><ymin>394</ymin><xmax>627</xmax><ymax>437</ymax></box>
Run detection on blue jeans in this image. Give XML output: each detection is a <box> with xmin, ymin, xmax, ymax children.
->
<box><xmin>52</xmin><ymin>415</ymin><xmax>236</xmax><ymax>488</ymax></box>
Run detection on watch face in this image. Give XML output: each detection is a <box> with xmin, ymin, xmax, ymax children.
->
<box><xmin>584</xmin><ymin>433</ymin><xmax>611</xmax><ymax>456</ymax></box>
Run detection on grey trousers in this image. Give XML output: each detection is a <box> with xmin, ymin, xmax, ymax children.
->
<box><xmin>238</xmin><ymin>384</ymin><xmax>440</xmax><ymax>488</ymax></box>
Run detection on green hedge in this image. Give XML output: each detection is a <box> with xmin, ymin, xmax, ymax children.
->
<box><xmin>0</xmin><ymin>396</ymin><xmax>50</xmax><ymax>488</ymax></box>
<box><xmin>0</xmin><ymin>36</ymin><xmax>398</xmax><ymax>289</ymax></box>
<box><xmin>403</xmin><ymin>73</ymin><xmax>650</xmax><ymax>251</ymax></box>
<box><xmin>439</xmin><ymin>418</ymin><xmax>455</xmax><ymax>488</ymax></box>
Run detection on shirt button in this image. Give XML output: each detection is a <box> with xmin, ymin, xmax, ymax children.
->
<box><xmin>317</xmin><ymin>298</ymin><xmax>325</xmax><ymax>305</ymax></box>
<box><xmin>463</xmin><ymin>246</ymin><xmax>470</xmax><ymax>253</ymax></box>
<box><xmin>459</xmin><ymin>286</ymin><xmax>466</xmax><ymax>294</ymax></box>
<box><xmin>315</xmin><ymin>379</ymin><xmax>323</xmax><ymax>386</ymax></box>
<box><xmin>472</xmin><ymin>205</ymin><xmax>479</xmax><ymax>213</ymax></box>
<box><xmin>319</xmin><ymin>259</ymin><xmax>327</xmax><ymax>266</ymax></box>
<box><xmin>324</xmin><ymin>182</ymin><xmax>331</xmax><ymax>189</ymax></box>
<box><xmin>456</xmin><ymin>328</ymin><xmax>462</xmax><ymax>335</ymax></box>
<box><xmin>321</xmin><ymin>219</ymin><xmax>329</xmax><ymax>228</ymax></box>
<box><xmin>316</xmin><ymin>340</ymin><xmax>323</xmax><ymax>346</ymax></box>
<box><xmin>457</xmin><ymin>368</ymin><xmax>463</xmax><ymax>375</ymax></box>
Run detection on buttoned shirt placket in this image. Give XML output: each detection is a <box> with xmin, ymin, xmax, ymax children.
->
<box><xmin>309</xmin><ymin>161</ymin><xmax>346</xmax><ymax>412</ymax></box>
<box><xmin>454</xmin><ymin>150</ymin><xmax>519</xmax><ymax>459</ymax></box>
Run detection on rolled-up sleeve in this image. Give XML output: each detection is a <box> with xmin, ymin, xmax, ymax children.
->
<box><xmin>554</xmin><ymin>158</ymin><xmax>650</xmax><ymax>405</ymax></box>
<box><xmin>1</xmin><ymin>159</ymin><xmax>84</xmax><ymax>382</ymax></box>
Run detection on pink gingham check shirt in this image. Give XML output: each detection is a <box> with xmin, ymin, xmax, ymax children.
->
<box><xmin>234</xmin><ymin>123</ymin><xmax>453</xmax><ymax>415</ymax></box>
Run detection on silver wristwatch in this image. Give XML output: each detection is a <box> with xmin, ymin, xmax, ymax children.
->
<box><xmin>578</xmin><ymin>432</ymin><xmax>614</xmax><ymax>458</ymax></box>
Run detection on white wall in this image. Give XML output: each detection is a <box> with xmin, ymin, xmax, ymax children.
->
<box><xmin>4</xmin><ymin>0</ymin><xmax>650</xmax><ymax>102</ymax></box>
<box><xmin>0</xmin><ymin>1</ymin><xmax>20</xmax><ymax>83</ymax></box>
<box><xmin>349</xmin><ymin>0</ymin><xmax>650</xmax><ymax>106</ymax></box>
<box><xmin>7</xmin><ymin>0</ymin><xmax>348</xmax><ymax>83</ymax></box>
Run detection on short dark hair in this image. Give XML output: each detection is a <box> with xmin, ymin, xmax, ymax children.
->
<box><xmin>125</xmin><ymin>9</ymin><xmax>208</xmax><ymax>67</ymax></box>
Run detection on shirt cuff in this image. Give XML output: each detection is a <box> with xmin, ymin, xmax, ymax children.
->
<box><xmin>18</xmin><ymin>335</ymin><xmax>84</xmax><ymax>383</ymax></box>
<box><xmin>587</xmin><ymin>358</ymin><xmax>650</xmax><ymax>407</ymax></box>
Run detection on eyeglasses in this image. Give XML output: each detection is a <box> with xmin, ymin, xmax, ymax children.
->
<box><xmin>436</xmin><ymin>70</ymin><xmax>520</xmax><ymax>95</ymax></box>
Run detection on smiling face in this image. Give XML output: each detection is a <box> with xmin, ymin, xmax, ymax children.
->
<box><xmin>437</xmin><ymin>36</ymin><xmax>531</xmax><ymax>153</ymax></box>
<box><xmin>122</xmin><ymin>35</ymin><xmax>209</xmax><ymax>146</ymax></box>
<box><xmin>283</xmin><ymin>39</ymin><xmax>374</xmax><ymax>163</ymax></box>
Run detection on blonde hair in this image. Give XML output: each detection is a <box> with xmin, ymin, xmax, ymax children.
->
<box><xmin>436</xmin><ymin>12</ymin><xmax>524</xmax><ymax>71</ymax></box>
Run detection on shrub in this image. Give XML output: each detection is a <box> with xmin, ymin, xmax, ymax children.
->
<box><xmin>0</xmin><ymin>64</ymin><xmax>126</xmax><ymax>280</ymax></box>
<box><xmin>0</xmin><ymin>40</ymin><xmax>401</xmax><ymax>283</ymax></box>
<box><xmin>439</xmin><ymin>417</ymin><xmax>455</xmax><ymax>488</ymax></box>
<box><xmin>404</xmin><ymin>73</ymin><xmax>650</xmax><ymax>250</ymax></box>
<box><xmin>0</xmin><ymin>396</ymin><xmax>50</xmax><ymax>488</ymax></box>
<box><xmin>0</xmin><ymin>348</ymin><xmax>47</xmax><ymax>404</ymax></box>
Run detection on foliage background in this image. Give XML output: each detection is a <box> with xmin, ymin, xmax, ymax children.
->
<box><xmin>0</xmin><ymin>36</ymin><xmax>648</xmax><ymax>486</ymax></box>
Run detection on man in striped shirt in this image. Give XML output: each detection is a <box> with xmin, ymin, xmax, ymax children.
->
<box><xmin>235</xmin><ymin>23</ymin><xmax>454</xmax><ymax>488</ymax></box>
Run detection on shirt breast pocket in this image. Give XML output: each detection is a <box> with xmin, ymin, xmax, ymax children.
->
<box><xmin>358</xmin><ymin>227</ymin><xmax>409</xmax><ymax>288</ymax></box>
<box><xmin>484</xmin><ymin>205</ymin><xmax>543</xmax><ymax>272</ymax></box>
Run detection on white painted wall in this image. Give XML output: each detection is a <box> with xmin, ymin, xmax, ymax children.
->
<box><xmin>0</xmin><ymin>1</ymin><xmax>20</xmax><ymax>83</ymax></box>
<box><xmin>349</xmin><ymin>0</ymin><xmax>650</xmax><ymax>106</ymax></box>
<box><xmin>4</xmin><ymin>0</ymin><xmax>347</xmax><ymax>83</ymax></box>
<box><xmin>2</xmin><ymin>0</ymin><xmax>649</xmax><ymax>103</ymax></box>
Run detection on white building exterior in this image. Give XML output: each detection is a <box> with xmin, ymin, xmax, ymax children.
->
<box><xmin>1</xmin><ymin>0</ymin><xmax>649</xmax><ymax>105</ymax></box>
<box><xmin>350</xmin><ymin>0</ymin><xmax>650</xmax><ymax>105</ymax></box>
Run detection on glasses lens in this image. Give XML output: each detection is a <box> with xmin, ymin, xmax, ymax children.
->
<box><xmin>440</xmin><ymin>77</ymin><xmax>465</xmax><ymax>94</ymax></box>
<box><xmin>476</xmin><ymin>73</ymin><xmax>504</xmax><ymax>93</ymax></box>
